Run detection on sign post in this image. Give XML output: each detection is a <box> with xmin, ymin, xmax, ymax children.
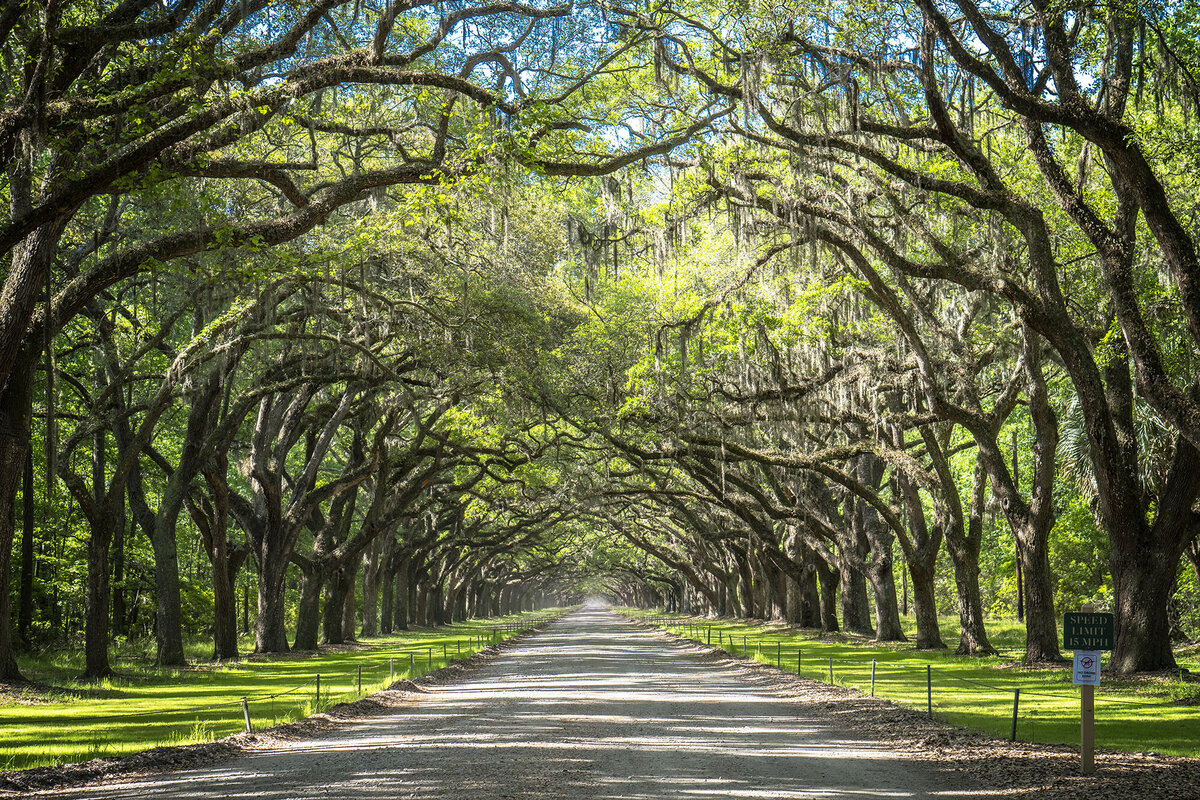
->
<box><xmin>1064</xmin><ymin>605</ymin><xmax>1114</xmax><ymax>775</ymax></box>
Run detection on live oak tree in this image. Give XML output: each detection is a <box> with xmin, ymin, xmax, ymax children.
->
<box><xmin>6</xmin><ymin>0</ymin><xmax>1200</xmax><ymax>685</ymax></box>
<box><xmin>0</xmin><ymin>0</ymin><xmax>714</xmax><ymax>677</ymax></box>
<box><xmin>615</xmin><ymin>0</ymin><xmax>1199</xmax><ymax>671</ymax></box>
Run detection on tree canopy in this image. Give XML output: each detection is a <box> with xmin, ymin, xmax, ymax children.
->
<box><xmin>3</xmin><ymin>0</ymin><xmax>1199</xmax><ymax>681</ymax></box>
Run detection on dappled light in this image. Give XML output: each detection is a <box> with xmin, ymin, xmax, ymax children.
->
<box><xmin>47</xmin><ymin>612</ymin><xmax>985</xmax><ymax>800</ymax></box>
<box><xmin>2</xmin><ymin>0</ymin><xmax>1200</xmax><ymax>794</ymax></box>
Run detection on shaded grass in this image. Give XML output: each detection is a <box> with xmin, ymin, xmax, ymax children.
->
<box><xmin>0</xmin><ymin>610</ymin><xmax>560</xmax><ymax>771</ymax></box>
<box><xmin>625</xmin><ymin>610</ymin><xmax>1200</xmax><ymax>759</ymax></box>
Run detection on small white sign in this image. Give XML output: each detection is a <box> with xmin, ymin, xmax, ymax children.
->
<box><xmin>1073</xmin><ymin>650</ymin><xmax>1102</xmax><ymax>686</ymax></box>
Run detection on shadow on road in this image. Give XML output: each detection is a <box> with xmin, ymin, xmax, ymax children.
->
<box><xmin>48</xmin><ymin>610</ymin><xmax>1001</xmax><ymax>800</ymax></box>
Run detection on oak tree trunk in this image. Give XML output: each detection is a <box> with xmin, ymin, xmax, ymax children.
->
<box><xmin>0</xmin><ymin>367</ymin><xmax>30</xmax><ymax>679</ymax></box>
<box><xmin>294</xmin><ymin>566</ymin><xmax>324</xmax><ymax>651</ymax></box>
<box><xmin>866</xmin><ymin>557</ymin><xmax>906</xmax><ymax>642</ymax></box>
<box><xmin>341</xmin><ymin>561</ymin><xmax>357</xmax><ymax>642</ymax></box>
<box><xmin>908</xmin><ymin>559</ymin><xmax>946</xmax><ymax>650</ymax></box>
<box><xmin>255</xmin><ymin>556</ymin><xmax>290</xmax><ymax>653</ymax></box>
<box><xmin>83</xmin><ymin>515</ymin><xmax>115</xmax><ymax>679</ymax></box>
<box><xmin>16</xmin><ymin>448</ymin><xmax>33</xmax><ymax>648</ymax></box>
<box><xmin>948</xmin><ymin>542</ymin><xmax>995</xmax><ymax>655</ymax></box>
<box><xmin>392</xmin><ymin>555</ymin><xmax>410</xmax><ymax>630</ymax></box>
<box><xmin>813</xmin><ymin>556</ymin><xmax>839</xmax><ymax>633</ymax></box>
<box><xmin>838</xmin><ymin>559</ymin><xmax>874</xmax><ymax>635</ymax></box>
<box><xmin>1018</xmin><ymin>532</ymin><xmax>1061</xmax><ymax>663</ymax></box>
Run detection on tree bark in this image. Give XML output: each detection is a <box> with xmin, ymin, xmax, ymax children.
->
<box><xmin>783</xmin><ymin>525</ymin><xmax>804</xmax><ymax>624</ymax></box>
<box><xmin>322</xmin><ymin>566</ymin><xmax>351</xmax><ymax>645</ymax></box>
<box><xmin>865</xmin><ymin>556</ymin><xmax>905</xmax><ymax>643</ymax></box>
<box><xmin>908</xmin><ymin>558</ymin><xmax>945</xmax><ymax>650</ymax></box>
<box><xmin>1109</xmin><ymin>437</ymin><xmax>1200</xmax><ymax>671</ymax></box>
<box><xmin>82</xmin><ymin>515</ymin><xmax>115</xmax><ymax>679</ymax></box>
<box><xmin>255</xmin><ymin>554</ymin><xmax>290</xmax><ymax>653</ymax></box>
<box><xmin>211</xmin><ymin>546</ymin><xmax>245</xmax><ymax>662</ymax></box>
<box><xmin>948</xmin><ymin>538</ymin><xmax>993</xmax><ymax>655</ymax></box>
<box><xmin>293</xmin><ymin>564</ymin><xmax>324</xmax><ymax>651</ymax></box>
<box><xmin>429</xmin><ymin>584</ymin><xmax>445</xmax><ymax>627</ymax></box>
<box><xmin>813</xmin><ymin>555</ymin><xmax>839</xmax><ymax>633</ymax></box>
<box><xmin>147</xmin><ymin>508</ymin><xmax>185</xmax><ymax>665</ymax></box>
<box><xmin>361</xmin><ymin>536</ymin><xmax>383</xmax><ymax>637</ymax></box>
<box><xmin>392</xmin><ymin>553</ymin><xmax>410</xmax><ymax>630</ymax></box>
<box><xmin>897</xmin><ymin>464</ymin><xmax>947</xmax><ymax>650</ymax></box>
<box><xmin>16</xmin><ymin>447</ymin><xmax>33</xmax><ymax>647</ymax></box>
<box><xmin>242</xmin><ymin>583</ymin><xmax>250</xmax><ymax>636</ymax></box>
<box><xmin>405</xmin><ymin>561</ymin><xmax>418</xmax><ymax>627</ymax></box>
<box><xmin>838</xmin><ymin>555</ymin><xmax>874</xmax><ymax>635</ymax></box>
<box><xmin>769</xmin><ymin>564</ymin><xmax>786</xmax><ymax>620</ymax></box>
<box><xmin>1018</xmin><ymin>532</ymin><xmax>1060</xmax><ymax>662</ymax></box>
<box><xmin>0</xmin><ymin>356</ymin><xmax>31</xmax><ymax>679</ymax></box>
<box><xmin>203</xmin><ymin>468</ymin><xmax>241</xmax><ymax>661</ymax></box>
<box><xmin>81</xmin><ymin>363</ymin><xmax>115</xmax><ymax>680</ymax></box>
<box><xmin>854</xmin><ymin>455</ymin><xmax>905</xmax><ymax>641</ymax></box>
<box><xmin>341</xmin><ymin>557</ymin><xmax>358</xmax><ymax>641</ymax></box>
<box><xmin>110</xmin><ymin>502</ymin><xmax>126</xmax><ymax>640</ymax></box>
<box><xmin>734</xmin><ymin>550</ymin><xmax>754</xmax><ymax>617</ymax></box>
<box><xmin>380</xmin><ymin>543</ymin><xmax>395</xmax><ymax>634</ymax></box>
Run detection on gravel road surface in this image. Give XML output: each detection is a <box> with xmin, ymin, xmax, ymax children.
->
<box><xmin>46</xmin><ymin>609</ymin><xmax>986</xmax><ymax>799</ymax></box>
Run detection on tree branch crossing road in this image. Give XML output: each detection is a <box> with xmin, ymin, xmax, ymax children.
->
<box><xmin>50</xmin><ymin>610</ymin><xmax>985</xmax><ymax>799</ymax></box>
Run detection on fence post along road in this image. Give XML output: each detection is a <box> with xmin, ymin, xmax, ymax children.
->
<box><xmin>1063</xmin><ymin>605</ymin><xmax>1114</xmax><ymax>775</ymax></box>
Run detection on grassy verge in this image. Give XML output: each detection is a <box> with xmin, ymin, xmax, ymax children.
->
<box><xmin>624</xmin><ymin>610</ymin><xmax>1200</xmax><ymax>759</ymax></box>
<box><xmin>0</xmin><ymin>610</ymin><xmax>561</xmax><ymax>771</ymax></box>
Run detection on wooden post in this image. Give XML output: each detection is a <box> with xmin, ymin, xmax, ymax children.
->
<box><xmin>1011</xmin><ymin>689</ymin><xmax>1020</xmax><ymax>742</ymax></box>
<box><xmin>828</xmin><ymin>657</ymin><xmax>833</xmax><ymax>684</ymax></box>
<box><xmin>1081</xmin><ymin>682</ymin><xmax>1095</xmax><ymax>773</ymax></box>
<box><xmin>776</xmin><ymin>641</ymin><xmax>781</xmax><ymax>667</ymax></box>
<box><xmin>409</xmin><ymin>652</ymin><xmax>415</xmax><ymax>674</ymax></box>
<box><xmin>1081</xmin><ymin>604</ymin><xmax>1096</xmax><ymax>775</ymax></box>
<box><xmin>870</xmin><ymin>660</ymin><xmax>876</xmax><ymax>697</ymax></box>
<box><xmin>390</xmin><ymin>658</ymin><xmax>394</xmax><ymax>682</ymax></box>
<box><xmin>797</xmin><ymin>649</ymin><xmax>802</xmax><ymax>673</ymax></box>
<box><xmin>926</xmin><ymin>665</ymin><xmax>932</xmax><ymax>718</ymax></box>
<box><xmin>357</xmin><ymin>664</ymin><xmax>362</xmax><ymax>694</ymax></box>
<box><xmin>241</xmin><ymin>697</ymin><xmax>253</xmax><ymax>733</ymax></box>
<box><xmin>428</xmin><ymin>647</ymin><xmax>433</xmax><ymax>669</ymax></box>
<box><xmin>315</xmin><ymin>674</ymin><xmax>321</xmax><ymax>708</ymax></box>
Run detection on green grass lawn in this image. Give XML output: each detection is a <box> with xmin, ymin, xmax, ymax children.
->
<box><xmin>624</xmin><ymin>610</ymin><xmax>1200</xmax><ymax>759</ymax></box>
<box><xmin>0</xmin><ymin>611</ymin><xmax>559</xmax><ymax>771</ymax></box>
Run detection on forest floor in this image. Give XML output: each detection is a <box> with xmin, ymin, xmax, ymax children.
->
<box><xmin>9</xmin><ymin>609</ymin><xmax>1200</xmax><ymax>799</ymax></box>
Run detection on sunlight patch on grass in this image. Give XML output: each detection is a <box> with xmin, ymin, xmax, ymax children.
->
<box><xmin>0</xmin><ymin>610</ymin><xmax>561</xmax><ymax>771</ymax></box>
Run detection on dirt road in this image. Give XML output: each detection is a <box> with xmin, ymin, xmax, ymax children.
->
<box><xmin>46</xmin><ymin>609</ymin><xmax>985</xmax><ymax>799</ymax></box>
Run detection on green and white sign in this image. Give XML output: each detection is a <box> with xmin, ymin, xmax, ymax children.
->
<box><xmin>1063</xmin><ymin>612</ymin><xmax>1114</xmax><ymax>651</ymax></box>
